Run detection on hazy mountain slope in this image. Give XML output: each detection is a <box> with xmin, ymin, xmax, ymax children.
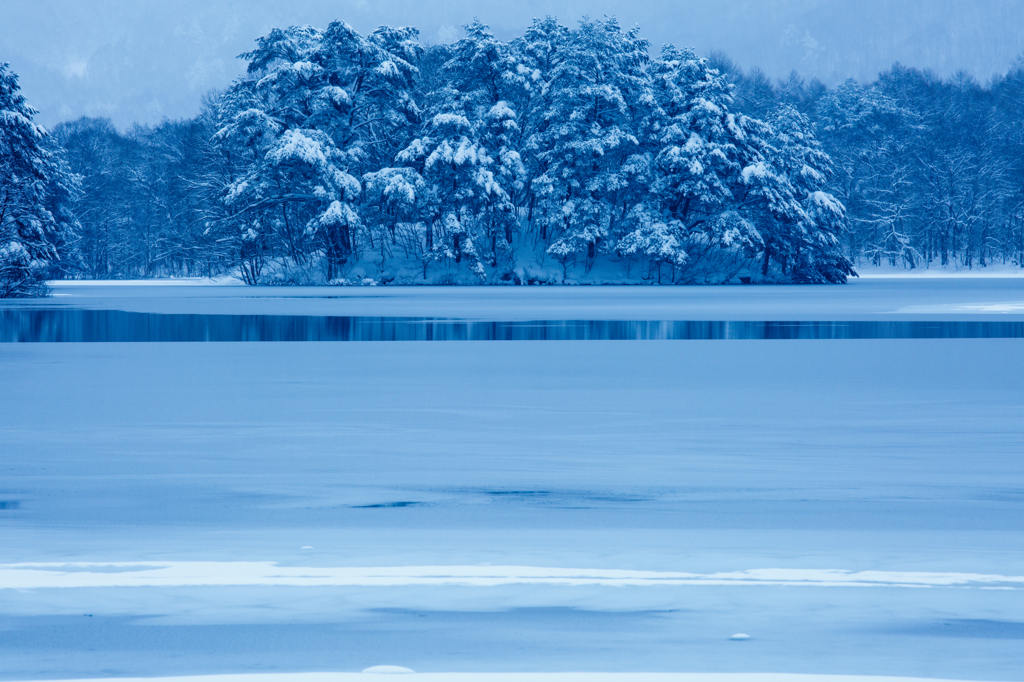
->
<box><xmin>3</xmin><ymin>0</ymin><xmax>1023</xmax><ymax>127</ymax></box>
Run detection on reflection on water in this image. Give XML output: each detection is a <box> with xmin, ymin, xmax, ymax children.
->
<box><xmin>2</xmin><ymin>309</ymin><xmax>1022</xmax><ymax>341</ymax></box>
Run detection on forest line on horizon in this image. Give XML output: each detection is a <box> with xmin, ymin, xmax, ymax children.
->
<box><xmin>4</xmin><ymin>16</ymin><xmax>1024</xmax><ymax>295</ymax></box>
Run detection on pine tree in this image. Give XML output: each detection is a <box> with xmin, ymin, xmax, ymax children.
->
<box><xmin>395</xmin><ymin>106</ymin><xmax>495</xmax><ymax>279</ymax></box>
<box><xmin>216</xmin><ymin>22</ymin><xmax>422</xmax><ymax>281</ymax></box>
<box><xmin>644</xmin><ymin>47</ymin><xmax>769</xmax><ymax>282</ymax></box>
<box><xmin>0</xmin><ymin>63</ymin><xmax>79</xmax><ymax>296</ymax></box>
<box><xmin>530</xmin><ymin>18</ymin><xmax>651</xmax><ymax>274</ymax></box>
<box><xmin>764</xmin><ymin>104</ymin><xmax>854</xmax><ymax>282</ymax></box>
<box><xmin>441</xmin><ymin>21</ymin><xmax>524</xmax><ymax>269</ymax></box>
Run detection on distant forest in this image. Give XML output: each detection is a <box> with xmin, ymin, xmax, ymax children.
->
<box><xmin>4</xmin><ymin>17</ymin><xmax>1024</xmax><ymax>294</ymax></box>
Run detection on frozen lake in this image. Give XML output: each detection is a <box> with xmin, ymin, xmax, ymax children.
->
<box><xmin>1</xmin><ymin>279</ymin><xmax>1022</xmax><ymax>680</ymax></box>
<box><xmin>21</xmin><ymin>277</ymin><xmax>1024</xmax><ymax>320</ymax></box>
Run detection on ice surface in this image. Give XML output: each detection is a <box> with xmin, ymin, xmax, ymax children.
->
<box><xmin>19</xmin><ymin>277</ymin><xmax>1024</xmax><ymax>320</ymax></box>
<box><xmin>1</xmin><ymin>280</ymin><xmax>1022</xmax><ymax>679</ymax></box>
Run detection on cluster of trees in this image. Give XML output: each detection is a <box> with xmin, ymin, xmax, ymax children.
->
<box><xmin>1</xmin><ymin>19</ymin><xmax>853</xmax><ymax>291</ymax></box>
<box><xmin>4</xmin><ymin>17</ymin><xmax>1024</xmax><ymax>294</ymax></box>
<box><xmin>51</xmin><ymin>116</ymin><xmax>230</xmax><ymax>280</ymax></box>
<box><xmin>714</xmin><ymin>56</ymin><xmax>1024</xmax><ymax>270</ymax></box>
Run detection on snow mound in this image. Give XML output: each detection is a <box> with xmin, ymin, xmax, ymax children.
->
<box><xmin>361</xmin><ymin>666</ymin><xmax>415</xmax><ymax>674</ymax></box>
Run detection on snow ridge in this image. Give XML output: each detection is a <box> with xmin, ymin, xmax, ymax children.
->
<box><xmin>3</xmin><ymin>563</ymin><xmax>1022</xmax><ymax>590</ymax></box>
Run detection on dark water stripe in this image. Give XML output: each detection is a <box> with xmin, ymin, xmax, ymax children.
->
<box><xmin>2</xmin><ymin>310</ymin><xmax>1023</xmax><ymax>341</ymax></box>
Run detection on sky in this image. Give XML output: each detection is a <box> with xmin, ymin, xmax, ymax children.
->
<box><xmin>3</xmin><ymin>0</ymin><xmax>1024</xmax><ymax>129</ymax></box>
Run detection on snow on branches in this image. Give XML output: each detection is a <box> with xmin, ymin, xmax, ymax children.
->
<box><xmin>208</xmin><ymin>18</ymin><xmax>853</xmax><ymax>283</ymax></box>
<box><xmin>1</xmin><ymin>63</ymin><xmax>80</xmax><ymax>296</ymax></box>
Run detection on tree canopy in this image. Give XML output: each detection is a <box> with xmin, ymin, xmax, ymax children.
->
<box><xmin>14</xmin><ymin>16</ymin><xmax>1024</xmax><ymax>289</ymax></box>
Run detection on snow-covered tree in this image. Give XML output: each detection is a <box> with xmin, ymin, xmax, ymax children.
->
<box><xmin>641</xmin><ymin>48</ymin><xmax>852</xmax><ymax>282</ymax></box>
<box><xmin>216</xmin><ymin>22</ymin><xmax>422</xmax><ymax>280</ymax></box>
<box><xmin>616</xmin><ymin>204</ymin><xmax>687</xmax><ymax>282</ymax></box>
<box><xmin>505</xmin><ymin>17</ymin><xmax>571</xmax><ymax>239</ymax></box>
<box><xmin>478</xmin><ymin>101</ymin><xmax>526</xmax><ymax>265</ymax></box>
<box><xmin>387</xmin><ymin>21</ymin><xmax>526</xmax><ymax>279</ymax></box>
<box><xmin>815</xmin><ymin>78</ymin><xmax>916</xmax><ymax>267</ymax></box>
<box><xmin>648</xmin><ymin>49</ymin><xmax>755</xmax><ymax>228</ymax></box>
<box><xmin>362</xmin><ymin>166</ymin><xmax>425</xmax><ymax>249</ymax></box>
<box><xmin>761</xmin><ymin>104</ymin><xmax>853</xmax><ymax>282</ymax></box>
<box><xmin>0</xmin><ymin>63</ymin><xmax>79</xmax><ymax>296</ymax></box>
<box><xmin>395</xmin><ymin>108</ymin><xmax>496</xmax><ymax>279</ymax></box>
<box><xmin>528</xmin><ymin>18</ymin><xmax>652</xmax><ymax>272</ymax></box>
<box><xmin>437</xmin><ymin>22</ymin><xmax>524</xmax><ymax>269</ymax></box>
<box><xmin>643</xmin><ymin>47</ymin><xmax>772</xmax><ymax>281</ymax></box>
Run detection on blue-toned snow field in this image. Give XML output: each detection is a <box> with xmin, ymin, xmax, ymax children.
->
<box><xmin>1</xmin><ymin>278</ymin><xmax>1023</xmax><ymax>680</ymax></box>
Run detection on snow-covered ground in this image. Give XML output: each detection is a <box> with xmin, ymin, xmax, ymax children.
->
<box><xmin>8</xmin><ymin>671</ymin><xmax>1011</xmax><ymax>675</ymax></box>
<box><xmin>856</xmin><ymin>263</ymin><xmax>1024</xmax><ymax>279</ymax></box>
<box><xmin>1</xmin><ymin>279</ymin><xmax>1022</xmax><ymax>680</ymax></box>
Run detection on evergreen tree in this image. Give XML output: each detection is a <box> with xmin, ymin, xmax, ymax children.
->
<box><xmin>531</xmin><ymin>18</ymin><xmax>652</xmax><ymax>272</ymax></box>
<box><xmin>0</xmin><ymin>63</ymin><xmax>79</xmax><ymax>296</ymax></box>
<box><xmin>766</xmin><ymin>104</ymin><xmax>854</xmax><ymax>282</ymax></box>
<box><xmin>647</xmin><ymin>46</ymin><xmax>762</xmax><ymax>251</ymax></box>
<box><xmin>395</xmin><ymin>107</ymin><xmax>497</xmax><ymax>279</ymax></box>
<box><xmin>440</xmin><ymin>21</ymin><xmax>524</xmax><ymax>269</ymax></box>
<box><xmin>217</xmin><ymin>22</ymin><xmax>422</xmax><ymax>281</ymax></box>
